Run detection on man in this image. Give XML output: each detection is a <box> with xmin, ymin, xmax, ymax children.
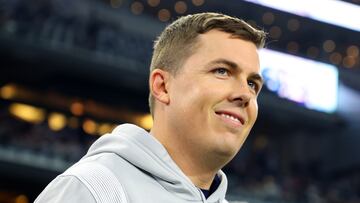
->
<box><xmin>35</xmin><ymin>12</ymin><xmax>266</xmax><ymax>203</ymax></box>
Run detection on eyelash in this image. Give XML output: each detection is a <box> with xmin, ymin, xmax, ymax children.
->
<box><xmin>248</xmin><ymin>80</ymin><xmax>258</xmax><ymax>92</ymax></box>
<box><xmin>213</xmin><ymin>68</ymin><xmax>230</xmax><ymax>76</ymax></box>
<box><xmin>213</xmin><ymin>68</ymin><xmax>260</xmax><ymax>93</ymax></box>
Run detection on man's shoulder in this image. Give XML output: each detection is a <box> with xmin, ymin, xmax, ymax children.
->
<box><xmin>35</xmin><ymin>160</ymin><xmax>129</xmax><ymax>203</ymax></box>
<box><xmin>35</xmin><ymin>171</ymin><xmax>96</xmax><ymax>202</ymax></box>
<box><xmin>62</xmin><ymin>158</ymin><xmax>129</xmax><ymax>203</ymax></box>
<box><xmin>35</xmin><ymin>152</ymin><xmax>134</xmax><ymax>203</ymax></box>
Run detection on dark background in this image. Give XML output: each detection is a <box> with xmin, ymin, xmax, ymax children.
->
<box><xmin>0</xmin><ymin>0</ymin><xmax>359</xmax><ymax>202</ymax></box>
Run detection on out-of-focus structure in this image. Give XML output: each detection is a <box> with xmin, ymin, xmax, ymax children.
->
<box><xmin>0</xmin><ymin>0</ymin><xmax>359</xmax><ymax>202</ymax></box>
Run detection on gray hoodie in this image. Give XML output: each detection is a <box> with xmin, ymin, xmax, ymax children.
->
<box><xmin>35</xmin><ymin>124</ymin><xmax>229</xmax><ymax>203</ymax></box>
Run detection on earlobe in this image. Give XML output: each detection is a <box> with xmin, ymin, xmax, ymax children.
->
<box><xmin>149</xmin><ymin>69</ymin><xmax>170</xmax><ymax>105</ymax></box>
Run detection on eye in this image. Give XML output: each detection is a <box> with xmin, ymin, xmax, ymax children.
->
<box><xmin>248</xmin><ymin>80</ymin><xmax>258</xmax><ymax>91</ymax></box>
<box><xmin>213</xmin><ymin>68</ymin><xmax>230</xmax><ymax>77</ymax></box>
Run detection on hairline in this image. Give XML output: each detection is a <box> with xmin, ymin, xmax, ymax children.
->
<box><xmin>163</xmin><ymin>28</ymin><xmax>264</xmax><ymax>76</ymax></box>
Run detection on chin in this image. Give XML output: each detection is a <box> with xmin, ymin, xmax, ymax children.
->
<box><xmin>213</xmin><ymin>143</ymin><xmax>241</xmax><ymax>160</ymax></box>
<box><xmin>223</xmin><ymin>135</ymin><xmax>248</xmax><ymax>155</ymax></box>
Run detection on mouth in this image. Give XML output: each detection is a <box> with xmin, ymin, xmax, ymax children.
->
<box><xmin>215</xmin><ymin>110</ymin><xmax>245</xmax><ymax>126</ymax></box>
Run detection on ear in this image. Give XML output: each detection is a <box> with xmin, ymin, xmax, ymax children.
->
<box><xmin>149</xmin><ymin>69</ymin><xmax>171</xmax><ymax>105</ymax></box>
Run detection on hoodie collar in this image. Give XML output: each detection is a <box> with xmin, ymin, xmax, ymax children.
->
<box><xmin>84</xmin><ymin>124</ymin><xmax>227</xmax><ymax>202</ymax></box>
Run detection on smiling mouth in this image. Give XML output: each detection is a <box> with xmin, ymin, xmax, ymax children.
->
<box><xmin>215</xmin><ymin>111</ymin><xmax>245</xmax><ymax>126</ymax></box>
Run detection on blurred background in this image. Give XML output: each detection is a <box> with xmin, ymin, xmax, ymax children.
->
<box><xmin>0</xmin><ymin>0</ymin><xmax>359</xmax><ymax>202</ymax></box>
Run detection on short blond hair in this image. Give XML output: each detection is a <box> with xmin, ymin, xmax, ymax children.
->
<box><xmin>149</xmin><ymin>12</ymin><xmax>267</xmax><ymax>116</ymax></box>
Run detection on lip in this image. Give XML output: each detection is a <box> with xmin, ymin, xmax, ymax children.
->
<box><xmin>215</xmin><ymin>110</ymin><xmax>245</xmax><ymax>126</ymax></box>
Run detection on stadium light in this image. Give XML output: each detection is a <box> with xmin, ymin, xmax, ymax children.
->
<box><xmin>259</xmin><ymin>49</ymin><xmax>339</xmax><ymax>113</ymax></box>
<box><xmin>244</xmin><ymin>0</ymin><xmax>360</xmax><ymax>32</ymax></box>
<box><xmin>9</xmin><ymin>103</ymin><xmax>46</xmax><ymax>123</ymax></box>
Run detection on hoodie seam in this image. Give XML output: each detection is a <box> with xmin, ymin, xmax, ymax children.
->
<box><xmin>87</xmin><ymin>124</ymin><xmax>227</xmax><ymax>202</ymax></box>
<box><xmin>125</xmin><ymin>134</ymin><xmax>198</xmax><ymax>192</ymax></box>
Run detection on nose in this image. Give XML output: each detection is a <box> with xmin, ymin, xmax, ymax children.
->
<box><xmin>228</xmin><ymin>83</ymin><xmax>251</xmax><ymax>108</ymax></box>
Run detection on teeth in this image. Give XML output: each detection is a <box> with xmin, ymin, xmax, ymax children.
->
<box><xmin>220</xmin><ymin>113</ymin><xmax>240</xmax><ymax>123</ymax></box>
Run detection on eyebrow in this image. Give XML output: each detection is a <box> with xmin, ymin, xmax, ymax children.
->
<box><xmin>208</xmin><ymin>58</ymin><xmax>264</xmax><ymax>85</ymax></box>
<box><xmin>249</xmin><ymin>73</ymin><xmax>264</xmax><ymax>87</ymax></box>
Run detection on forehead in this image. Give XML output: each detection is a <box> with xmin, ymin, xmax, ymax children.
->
<box><xmin>185</xmin><ymin>30</ymin><xmax>261</xmax><ymax>74</ymax></box>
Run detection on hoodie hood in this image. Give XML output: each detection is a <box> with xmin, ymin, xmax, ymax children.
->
<box><xmin>82</xmin><ymin>123</ymin><xmax>228</xmax><ymax>202</ymax></box>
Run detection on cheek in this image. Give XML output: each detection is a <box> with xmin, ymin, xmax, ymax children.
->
<box><xmin>248</xmin><ymin>99</ymin><xmax>259</xmax><ymax>123</ymax></box>
<box><xmin>171</xmin><ymin>83</ymin><xmax>220</xmax><ymax>121</ymax></box>
<box><xmin>174</xmin><ymin>78</ymin><xmax>213</xmax><ymax>101</ymax></box>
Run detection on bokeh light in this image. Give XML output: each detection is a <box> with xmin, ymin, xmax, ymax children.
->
<box><xmin>343</xmin><ymin>56</ymin><xmax>356</xmax><ymax>68</ymax></box>
<box><xmin>0</xmin><ymin>84</ymin><xmax>16</xmax><ymax>99</ymax></box>
<box><xmin>323</xmin><ymin>40</ymin><xmax>336</xmax><ymax>53</ymax></box>
<box><xmin>174</xmin><ymin>1</ymin><xmax>187</xmax><ymax>14</ymax></box>
<box><xmin>70</xmin><ymin>101</ymin><xmax>84</xmax><ymax>116</ymax></box>
<box><xmin>192</xmin><ymin>0</ymin><xmax>204</xmax><ymax>6</ymax></box>
<box><xmin>158</xmin><ymin>9</ymin><xmax>171</xmax><ymax>22</ymax></box>
<box><xmin>329</xmin><ymin>52</ymin><xmax>343</xmax><ymax>65</ymax></box>
<box><xmin>347</xmin><ymin>45</ymin><xmax>359</xmax><ymax>57</ymax></box>
<box><xmin>269</xmin><ymin>26</ymin><xmax>282</xmax><ymax>39</ymax></box>
<box><xmin>9</xmin><ymin>103</ymin><xmax>45</xmax><ymax>124</ymax></box>
<box><xmin>110</xmin><ymin>0</ymin><xmax>123</xmax><ymax>8</ymax></box>
<box><xmin>147</xmin><ymin>0</ymin><xmax>160</xmax><ymax>7</ymax></box>
<box><xmin>287</xmin><ymin>18</ymin><xmax>300</xmax><ymax>31</ymax></box>
<box><xmin>48</xmin><ymin>112</ymin><xmax>67</xmax><ymax>131</ymax></box>
<box><xmin>83</xmin><ymin>119</ymin><xmax>98</xmax><ymax>135</ymax></box>
<box><xmin>131</xmin><ymin>1</ymin><xmax>144</xmax><ymax>15</ymax></box>
<box><xmin>262</xmin><ymin>12</ymin><xmax>275</xmax><ymax>25</ymax></box>
<box><xmin>287</xmin><ymin>41</ymin><xmax>299</xmax><ymax>53</ymax></box>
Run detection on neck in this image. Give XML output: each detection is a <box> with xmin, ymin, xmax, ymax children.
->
<box><xmin>187</xmin><ymin>171</ymin><xmax>217</xmax><ymax>190</ymax></box>
<box><xmin>150</xmin><ymin>121</ymin><xmax>226</xmax><ymax>190</ymax></box>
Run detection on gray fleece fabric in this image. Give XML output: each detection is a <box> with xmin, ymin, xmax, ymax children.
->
<box><xmin>35</xmin><ymin>124</ymin><xmax>229</xmax><ymax>203</ymax></box>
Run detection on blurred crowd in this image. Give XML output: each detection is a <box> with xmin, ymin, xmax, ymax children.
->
<box><xmin>0</xmin><ymin>0</ymin><xmax>153</xmax><ymax>65</ymax></box>
<box><xmin>1</xmin><ymin>1</ymin><xmax>360</xmax><ymax>203</ymax></box>
<box><xmin>225</xmin><ymin>139</ymin><xmax>360</xmax><ymax>203</ymax></box>
<box><xmin>0</xmin><ymin>103</ymin><xmax>93</xmax><ymax>164</ymax></box>
<box><xmin>0</xmin><ymin>101</ymin><xmax>359</xmax><ymax>203</ymax></box>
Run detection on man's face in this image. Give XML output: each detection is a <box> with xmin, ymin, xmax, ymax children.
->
<box><xmin>166</xmin><ymin>29</ymin><xmax>263</xmax><ymax>159</ymax></box>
